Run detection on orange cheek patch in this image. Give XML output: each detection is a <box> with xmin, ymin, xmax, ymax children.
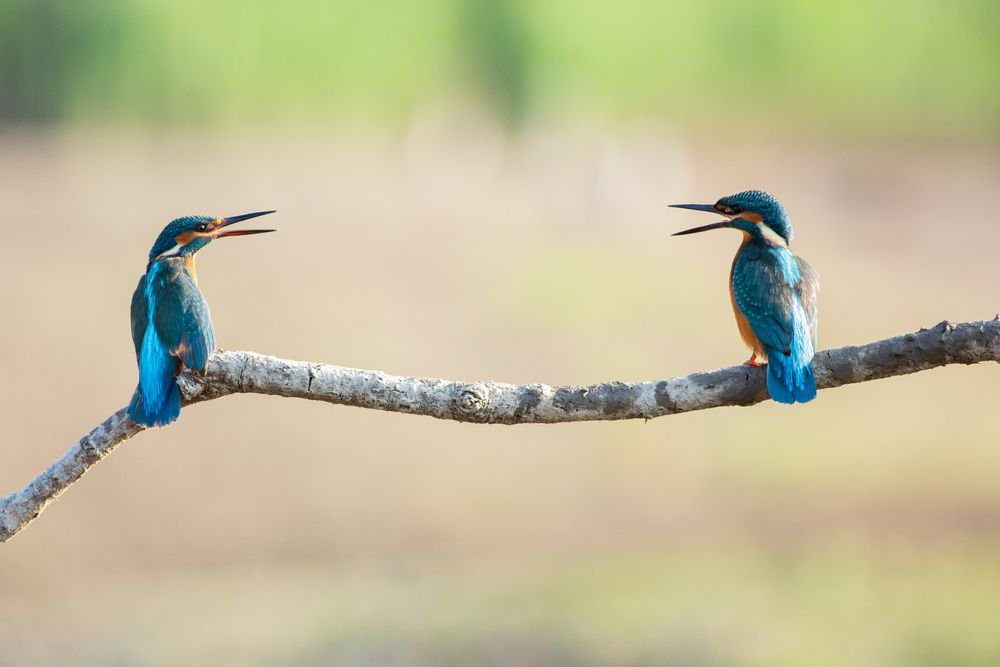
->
<box><xmin>739</xmin><ymin>212</ymin><xmax>764</xmax><ymax>223</ymax></box>
<box><xmin>175</xmin><ymin>231</ymin><xmax>196</xmax><ymax>245</ymax></box>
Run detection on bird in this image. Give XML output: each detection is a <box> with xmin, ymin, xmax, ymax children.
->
<box><xmin>670</xmin><ymin>190</ymin><xmax>818</xmax><ymax>404</ymax></box>
<box><xmin>128</xmin><ymin>211</ymin><xmax>277</xmax><ymax>427</ymax></box>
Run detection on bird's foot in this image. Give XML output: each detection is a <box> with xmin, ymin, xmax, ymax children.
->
<box><xmin>743</xmin><ymin>354</ymin><xmax>762</xmax><ymax>367</ymax></box>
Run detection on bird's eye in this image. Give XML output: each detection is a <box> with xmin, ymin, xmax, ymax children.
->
<box><xmin>195</xmin><ymin>223</ymin><xmax>208</xmax><ymax>232</ymax></box>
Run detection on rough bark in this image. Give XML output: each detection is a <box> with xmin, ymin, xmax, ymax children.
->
<box><xmin>2</xmin><ymin>319</ymin><xmax>998</xmax><ymax>542</ymax></box>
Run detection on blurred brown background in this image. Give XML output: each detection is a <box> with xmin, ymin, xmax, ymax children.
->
<box><xmin>1</xmin><ymin>2</ymin><xmax>1000</xmax><ymax>665</ymax></box>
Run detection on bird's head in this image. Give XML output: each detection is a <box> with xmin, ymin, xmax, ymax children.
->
<box><xmin>148</xmin><ymin>211</ymin><xmax>276</xmax><ymax>262</ymax></box>
<box><xmin>670</xmin><ymin>190</ymin><xmax>792</xmax><ymax>246</ymax></box>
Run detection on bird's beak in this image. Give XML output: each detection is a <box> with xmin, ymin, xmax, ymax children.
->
<box><xmin>212</xmin><ymin>210</ymin><xmax>278</xmax><ymax>238</ymax></box>
<box><xmin>669</xmin><ymin>203</ymin><xmax>730</xmax><ymax>236</ymax></box>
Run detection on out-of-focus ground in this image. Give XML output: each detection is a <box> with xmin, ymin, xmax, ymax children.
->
<box><xmin>1</xmin><ymin>123</ymin><xmax>999</xmax><ymax>665</ymax></box>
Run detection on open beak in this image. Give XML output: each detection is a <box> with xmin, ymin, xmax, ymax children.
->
<box><xmin>213</xmin><ymin>210</ymin><xmax>277</xmax><ymax>238</ymax></box>
<box><xmin>669</xmin><ymin>203</ymin><xmax>730</xmax><ymax>236</ymax></box>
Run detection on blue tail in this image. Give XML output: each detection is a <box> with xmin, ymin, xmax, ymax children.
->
<box><xmin>128</xmin><ymin>325</ymin><xmax>182</xmax><ymax>427</ymax></box>
<box><xmin>128</xmin><ymin>381</ymin><xmax>181</xmax><ymax>427</ymax></box>
<box><xmin>765</xmin><ymin>350</ymin><xmax>816</xmax><ymax>404</ymax></box>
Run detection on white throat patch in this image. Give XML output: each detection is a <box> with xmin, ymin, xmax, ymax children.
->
<box><xmin>756</xmin><ymin>223</ymin><xmax>788</xmax><ymax>248</ymax></box>
<box><xmin>154</xmin><ymin>243</ymin><xmax>183</xmax><ymax>260</ymax></box>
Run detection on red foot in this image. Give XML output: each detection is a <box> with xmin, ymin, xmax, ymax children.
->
<box><xmin>743</xmin><ymin>354</ymin><xmax>762</xmax><ymax>367</ymax></box>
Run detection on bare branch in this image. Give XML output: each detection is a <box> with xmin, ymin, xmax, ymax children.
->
<box><xmin>3</xmin><ymin>319</ymin><xmax>998</xmax><ymax>542</ymax></box>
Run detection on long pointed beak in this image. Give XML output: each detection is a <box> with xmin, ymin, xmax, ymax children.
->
<box><xmin>213</xmin><ymin>210</ymin><xmax>277</xmax><ymax>238</ymax></box>
<box><xmin>671</xmin><ymin>220</ymin><xmax>731</xmax><ymax>236</ymax></box>
<box><xmin>669</xmin><ymin>203</ymin><xmax>718</xmax><ymax>213</ymax></box>
<box><xmin>669</xmin><ymin>203</ymin><xmax>730</xmax><ymax>236</ymax></box>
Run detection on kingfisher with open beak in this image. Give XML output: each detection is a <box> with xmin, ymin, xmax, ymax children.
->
<box><xmin>671</xmin><ymin>190</ymin><xmax>818</xmax><ymax>404</ymax></box>
<box><xmin>128</xmin><ymin>211</ymin><xmax>277</xmax><ymax>427</ymax></box>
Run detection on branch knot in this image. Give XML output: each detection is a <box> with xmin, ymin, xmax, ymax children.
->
<box><xmin>454</xmin><ymin>384</ymin><xmax>488</xmax><ymax>420</ymax></box>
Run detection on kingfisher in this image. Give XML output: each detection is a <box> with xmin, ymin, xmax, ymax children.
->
<box><xmin>128</xmin><ymin>211</ymin><xmax>277</xmax><ymax>427</ymax></box>
<box><xmin>670</xmin><ymin>190</ymin><xmax>818</xmax><ymax>404</ymax></box>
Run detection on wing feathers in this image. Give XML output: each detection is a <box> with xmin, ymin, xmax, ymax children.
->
<box><xmin>150</xmin><ymin>261</ymin><xmax>216</xmax><ymax>372</ymax></box>
<box><xmin>732</xmin><ymin>245</ymin><xmax>817</xmax><ymax>404</ymax></box>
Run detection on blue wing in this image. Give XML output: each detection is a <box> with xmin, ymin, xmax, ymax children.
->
<box><xmin>733</xmin><ymin>245</ymin><xmax>816</xmax><ymax>403</ymax></box>
<box><xmin>150</xmin><ymin>261</ymin><xmax>216</xmax><ymax>373</ymax></box>
<box><xmin>732</xmin><ymin>246</ymin><xmax>797</xmax><ymax>354</ymax></box>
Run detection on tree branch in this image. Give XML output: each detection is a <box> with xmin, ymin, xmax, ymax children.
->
<box><xmin>2</xmin><ymin>319</ymin><xmax>998</xmax><ymax>542</ymax></box>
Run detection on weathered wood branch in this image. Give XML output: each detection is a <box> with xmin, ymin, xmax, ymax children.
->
<box><xmin>2</xmin><ymin>319</ymin><xmax>998</xmax><ymax>542</ymax></box>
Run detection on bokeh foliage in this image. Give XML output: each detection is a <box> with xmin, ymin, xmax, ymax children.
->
<box><xmin>1</xmin><ymin>0</ymin><xmax>998</xmax><ymax>135</ymax></box>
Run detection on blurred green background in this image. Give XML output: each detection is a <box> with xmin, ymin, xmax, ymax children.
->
<box><xmin>2</xmin><ymin>0</ymin><xmax>999</xmax><ymax>136</ymax></box>
<box><xmin>2</xmin><ymin>1</ymin><xmax>1000</xmax><ymax>666</ymax></box>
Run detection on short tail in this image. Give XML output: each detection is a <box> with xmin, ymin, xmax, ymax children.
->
<box><xmin>766</xmin><ymin>352</ymin><xmax>816</xmax><ymax>404</ymax></box>
<box><xmin>128</xmin><ymin>381</ymin><xmax>181</xmax><ymax>427</ymax></box>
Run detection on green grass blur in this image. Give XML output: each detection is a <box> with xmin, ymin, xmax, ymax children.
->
<box><xmin>1</xmin><ymin>0</ymin><xmax>999</xmax><ymax>137</ymax></box>
<box><xmin>1</xmin><ymin>2</ymin><xmax>1000</xmax><ymax>666</ymax></box>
